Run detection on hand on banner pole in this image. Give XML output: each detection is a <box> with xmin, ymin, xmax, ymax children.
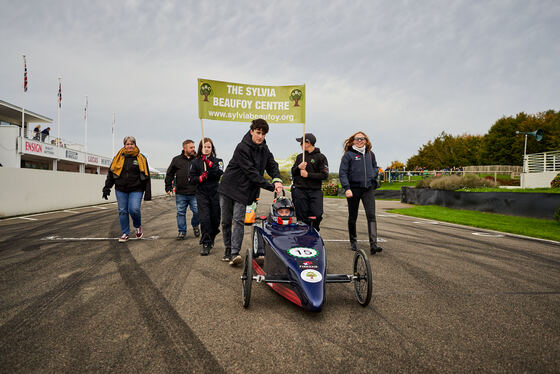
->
<box><xmin>202</xmin><ymin>154</ymin><xmax>213</xmax><ymax>168</ymax></box>
<box><xmin>198</xmin><ymin>171</ymin><xmax>208</xmax><ymax>183</ymax></box>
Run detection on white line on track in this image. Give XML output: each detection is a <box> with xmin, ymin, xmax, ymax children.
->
<box><xmin>62</xmin><ymin>210</ymin><xmax>79</xmax><ymax>213</ymax></box>
<box><xmin>323</xmin><ymin>238</ymin><xmax>387</xmax><ymax>243</ymax></box>
<box><xmin>17</xmin><ymin>217</ymin><xmax>38</xmax><ymax>221</ymax></box>
<box><xmin>41</xmin><ymin>235</ymin><xmax>159</xmax><ymax>241</ymax></box>
<box><xmin>472</xmin><ymin>232</ymin><xmax>505</xmax><ymax>237</ymax></box>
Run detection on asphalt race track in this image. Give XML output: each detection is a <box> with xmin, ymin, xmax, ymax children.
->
<box><xmin>1</xmin><ymin>192</ymin><xmax>559</xmax><ymax>373</ymax></box>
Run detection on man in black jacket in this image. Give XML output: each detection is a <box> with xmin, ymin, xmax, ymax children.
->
<box><xmin>291</xmin><ymin>133</ymin><xmax>329</xmax><ymax>231</ymax></box>
<box><xmin>218</xmin><ymin>119</ymin><xmax>283</xmax><ymax>266</ymax></box>
<box><xmin>165</xmin><ymin>140</ymin><xmax>200</xmax><ymax>240</ymax></box>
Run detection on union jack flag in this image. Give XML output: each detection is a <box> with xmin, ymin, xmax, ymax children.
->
<box><xmin>58</xmin><ymin>82</ymin><xmax>62</xmax><ymax>108</ymax></box>
<box><xmin>23</xmin><ymin>56</ymin><xmax>28</xmax><ymax>92</ymax></box>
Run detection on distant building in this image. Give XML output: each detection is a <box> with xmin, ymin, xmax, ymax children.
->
<box><xmin>0</xmin><ymin>99</ymin><xmax>112</xmax><ymax>174</ymax></box>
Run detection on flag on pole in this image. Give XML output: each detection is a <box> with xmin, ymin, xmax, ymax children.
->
<box><xmin>58</xmin><ymin>81</ymin><xmax>62</xmax><ymax>107</ymax></box>
<box><xmin>23</xmin><ymin>56</ymin><xmax>28</xmax><ymax>92</ymax></box>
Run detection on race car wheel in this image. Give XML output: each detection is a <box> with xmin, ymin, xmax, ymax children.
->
<box><xmin>242</xmin><ymin>248</ymin><xmax>253</xmax><ymax>308</ymax></box>
<box><xmin>252</xmin><ymin>227</ymin><xmax>265</xmax><ymax>257</ymax></box>
<box><xmin>353</xmin><ymin>249</ymin><xmax>372</xmax><ymax>306</ymax></box>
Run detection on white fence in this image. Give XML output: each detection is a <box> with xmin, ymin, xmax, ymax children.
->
<box><xmin>0</xmin><ymin>167</ymin><xmax>166</xmax><ymax>218</ymax></box>
<box><xmin>526</xmin><ymin>151</ymin><xmax>560</xmax><ymax>173</ymax></box>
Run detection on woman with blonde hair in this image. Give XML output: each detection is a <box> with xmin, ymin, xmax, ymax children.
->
<box><xmin>338</xmin><ymin>131</ymin><xmax>382</xmax><ymax>254</ymax></box>
<box><xmin>102</xmin><ymin>136</ymin><xmax>152</xmax><ymax>242</ymax></box>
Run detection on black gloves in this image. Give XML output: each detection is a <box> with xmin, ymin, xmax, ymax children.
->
<box><xmin>102</xmin><ymin>187</ymin><xmax>110</xmax><ymax>200</ymax></box>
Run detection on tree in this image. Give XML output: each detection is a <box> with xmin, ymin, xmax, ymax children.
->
<box><xmin>406</xmin><ymin>132</ymin><xmax>484</xmax><ymax>169</ymax></box>
<box><xmin>389</xmin><ymin>160</ymin><xmax>406</xmax><ymax>169</ymax></box>
<box><xmin>289</xmin><ymin>89</ymin><xmax>303</xmax><ymax>107</ymax></box>
<box><xmin>200</xmin><ymin>83</ymin><xmax>212</xmax><ymax>102</ymax></box>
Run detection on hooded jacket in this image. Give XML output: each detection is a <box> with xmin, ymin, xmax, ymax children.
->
<box><xmin>291</xmin><ymin>147</ymin><xmax>329</xmax><ymax>189</ymax></box>
<box><xmin>218</xmin><ymin>131</ymin><xmax>281</xmax><ymax>205</ymax></box>
<box><xmin>165</xmin><ymin>152</ymin><xmax>197</xmax><ymax>195</ymax></box>
<box><xmin>339</xmin><ymin>148</ymin><xmax>379</xmax><ymax>191</ymax></box>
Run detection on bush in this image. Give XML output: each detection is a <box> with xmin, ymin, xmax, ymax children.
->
<box><xmin>551</xmin><ymin>173</ymin><xmax>560</xmax><ymax>188</ymax></box>
<box><xmin>322</xmin><ymin>181</ymin><xmax>340</xmax><ymax>196</ymax></box>
<box><xmin>415</xmin><ymin>174</ymin><xmax>497</xmax><ymax>190</ymax></box>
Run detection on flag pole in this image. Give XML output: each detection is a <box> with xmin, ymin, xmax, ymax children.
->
<box><xmin>57</xmin><ymin>77</ymin><xmax>62</xmax><ymax>155</ymax></box>
<box><xmin>21</xmin><ymin>55</ymin><xmax>26</xmax><ymax>142</ymax></box>
<box><xmin>84</xmin><ymin>95</ymin><xmax>88</xmax><ymax>164</ymax></box>
<box><xmin>112</xmin><ymin>112</ymin><xmax>116</xmax><ymax>155</ymax></box>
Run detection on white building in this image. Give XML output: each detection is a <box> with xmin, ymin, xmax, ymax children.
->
<box><xmin>0</xmin><ymin>99</ymin><xmax>112</xmax><ymax>173</ymax></box>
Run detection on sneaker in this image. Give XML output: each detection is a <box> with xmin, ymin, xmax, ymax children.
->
<box><xmin>119</xmin><ymin>234</ymin><xmax>129</xmax><ymax>242</ymax></box>
<box><xmin>176</xmin><ymin>232</ymin><xmax>185</xmax><ymax>240</ymax></box>
<box><xmin>200</xmin><ymin>244</ymin><xmax>211</xmax><ymax>256</ymax></box>
<box><xmin>350</xmin><ymin>242</ymin><xmax>358</xmax><ymax>251</ymax></box>
<box><xmin>222</xmin><ymin>254</ymin><xmax>231</xmax><ymax>262</ymax></box>
<box><xmin>135</xmin><ymin>226</ymin><xmax>143</xmax><ymax>239</ymax></box>
<box><xmin>255</xmin><ymin>256</ymin><xmax>265</xmax><ymax>266</ymax></box>
<box><xmin>229</xmin><ymin>254</ymin><xmax>242</xmax><ymax>266</ymax></box>
<box><xmin>193</xmin><ymin>226</ymin><xmax>200</xmax><ymax>238</ymax></box>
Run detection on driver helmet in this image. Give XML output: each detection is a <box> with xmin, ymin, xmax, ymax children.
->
<box><xmin>269</xmin><ymin>197</ymin><xmax>295</xmax><ymax>225</ymax></box>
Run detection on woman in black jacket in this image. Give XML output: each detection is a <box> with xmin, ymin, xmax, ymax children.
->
<box><xmin>338</xmin><ymin>131</ymin><xmax>382</xmax><ymax>254</ymax></box>
<box><xmin>189</xmin><ymin>138</ymin><xmax>224</xmax><ymax>256</ymax></box>
<box><xmin>102</xmin><ymin>136</ymin><xmax>152</xmax><ymax>242</ymax></box>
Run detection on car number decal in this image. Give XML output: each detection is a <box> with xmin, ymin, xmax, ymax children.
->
<box><xmin>300</xmin><ymin>269</ymin><xmax>322</xmax><ymax>283</ymax></box>
<box><xmin>288</xmin><ymin>247</ymin><xmax>318</xmax><ymax>258</ymax></box>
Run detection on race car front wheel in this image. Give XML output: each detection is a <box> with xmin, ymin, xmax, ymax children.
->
<box><xmin>242</xmin><ymin>248</ymin><xmax>253</xmax><ymax>308</ymax></box>
<box><xmin>353</xmin><ymin>249</ymin><xmax>372</xmax><ymax>306</ymax></box>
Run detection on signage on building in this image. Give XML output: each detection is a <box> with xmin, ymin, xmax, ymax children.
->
<box><xmin>65</xmin><ymin>150</ymin><xmax>79</xmax><ymax>160</ymax></box>
<box><xmin>88</xmin><ymin>155</ymin><xmax>99</xmax><ymax>163</ymax></box>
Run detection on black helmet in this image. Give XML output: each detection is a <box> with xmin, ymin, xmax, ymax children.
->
<box><xmin>269</xmin><ymin>197</ymin><xmax>295</xmax><ymax>225</ymax></box>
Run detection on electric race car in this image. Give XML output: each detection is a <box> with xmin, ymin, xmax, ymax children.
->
<box><xmin>241</xmin><ymin>194</ymin><xmax>372</xmax><ymax>312</ymax></box>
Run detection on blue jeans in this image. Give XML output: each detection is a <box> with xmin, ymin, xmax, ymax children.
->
<box><xmin>176</xmin><ymin>194</ymin><xmax>199</xmax><ymax>234</ymax></box>
<box><xmin>115</xmin><ymin>190</ymin><xmax>144</xmax><ymax>235</ymax></box>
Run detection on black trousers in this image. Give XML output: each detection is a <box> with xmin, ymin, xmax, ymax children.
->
<box><xmin>346</xmin><ymin>186</ymin><xmax>378</xmax><ymax>247</ymax></box>
<box><xmin>292</xmin><ymin>187</ymin><xmax>323</xmax><ymax>230</ymax></box>
<box><xmin>196</xmin><ymin>192</ymin><xmax>221</xmax><ymax>246</ymax></box>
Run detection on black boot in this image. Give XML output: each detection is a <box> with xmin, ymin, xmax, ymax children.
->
<box><xmin>368</xmin><ymin>220</ymin><xmax>382</xmax><ymax>254</ymax></box>
<box><xmin>349</xmin><ymin>220</ymin><xmax>358</xmax><ymax>251</ymax></box>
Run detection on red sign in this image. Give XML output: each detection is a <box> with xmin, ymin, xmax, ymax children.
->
<box><xmin>25</xmin><ymin>141</ymin><xmax>43</xmax><ymax>154</ymax></box>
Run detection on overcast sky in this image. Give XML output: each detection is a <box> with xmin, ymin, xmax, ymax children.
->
<box><xmin>1</xmin><ymin>0</ymin><xmax>559</xmax><ymax>170</ymax></box>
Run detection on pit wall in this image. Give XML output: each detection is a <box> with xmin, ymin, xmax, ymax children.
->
<box><xmin>0</xmin><ymin>167</ymin><xmax>166</xmax><ymax>218</ymax></box>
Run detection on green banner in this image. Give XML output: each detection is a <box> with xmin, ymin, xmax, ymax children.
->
<box><xmin>198</xmin><ymin>78</ymin><xmax>305</xmax><ymax>124</ymax></box>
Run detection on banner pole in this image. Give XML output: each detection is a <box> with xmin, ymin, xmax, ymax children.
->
<box><xmin>200</xmin><ymin>118</ymin><xmax>207</xmax><ymax>171</ymax></box>
<box><xmin>302</xmin><ymin>123</ymin><xmax>306</xmax><ymax>163</ymax></box>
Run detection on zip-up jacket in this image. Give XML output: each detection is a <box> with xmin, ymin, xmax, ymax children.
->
<box><xmin>339</xmin><ymin>148</ymin><xmax>379</xmax><ymax>191</ymax></box>
<box><xmin>188</xmin><ymin>156</ymin><xmax>224</xmax><ymax>196</ymax></box>
<box><xmin>218</xmin><ymin>131</ymin><xmax>281</xmax><ymax>205</ymax></box>
<box><xmin>165</xmin><ymin>152</ymin><xmax>197</xmax><ymax>195</ymax></box>
<box><xmin>291</xmin><ymin>148</ymin><xmax>329</xmax><ymax>190</ymax></box>
<box><xmin>104</xmin><ymin>154</ymin><xmax>152</xmax><ymax>200</ymax></box>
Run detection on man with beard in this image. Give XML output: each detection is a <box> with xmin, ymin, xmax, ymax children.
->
<box><xmin>165</xmin><ymin>139</ymin><xmax>200</xmax><ymax>240</ymax></box>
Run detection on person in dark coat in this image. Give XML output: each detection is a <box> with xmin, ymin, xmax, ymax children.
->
<box><xmin>339</xmin><ymin>131</ymin><xmax>382</xmax><ymax>254</ymax></box>
<box><xmin>291</xmin><ymin>133</ymin><xmax>329</xmax><ymax>231</ymax></box>
<box><xmin>218</xmin><ymin>119</ymin><xmax>283</xmax><ymax>266</ymax></box>
<box><xmin>165</xmin><ymin>140</ymin><xmax>200</xmax><ymax>240</ymax></box>
<box><xmin>40</xmin><ymin>127</ymin><xmax>50</xmax><ymax>142</ymax></box>
<box><xmin>102</xmin><ymin>136</ymin><xmax>152</xmax><ymax>242</ymax></box>
<box><xmin>189</xmin><ymin>138</ymin><xmax>224</xmax><ymax>256</ymax></box>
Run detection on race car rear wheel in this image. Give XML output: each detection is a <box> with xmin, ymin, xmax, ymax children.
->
<box><xmin>353</xmin><ymin>249</ymin><xmax>372</xmax><ymax>306</ymax></box>
<box><xmin>242</xmin><ymin>248</ymin><xmax>253</xmax><ymax>308</ymax></box>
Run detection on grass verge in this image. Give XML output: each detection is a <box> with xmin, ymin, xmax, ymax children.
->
<box><xmin>387</xmin><ymin>205</ymin><xmax>560</xmax><ymax>242</ymax></box>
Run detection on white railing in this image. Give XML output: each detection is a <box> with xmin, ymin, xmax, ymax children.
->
<box><xmin>525</xmin><ymin>151</ymin><xmax>560</xmax><ymax>173</ymax></box>
<box><xmin>24</xmin><ymin>129</ymin><xmax>83</xmax><ymax>152</ymax></box>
